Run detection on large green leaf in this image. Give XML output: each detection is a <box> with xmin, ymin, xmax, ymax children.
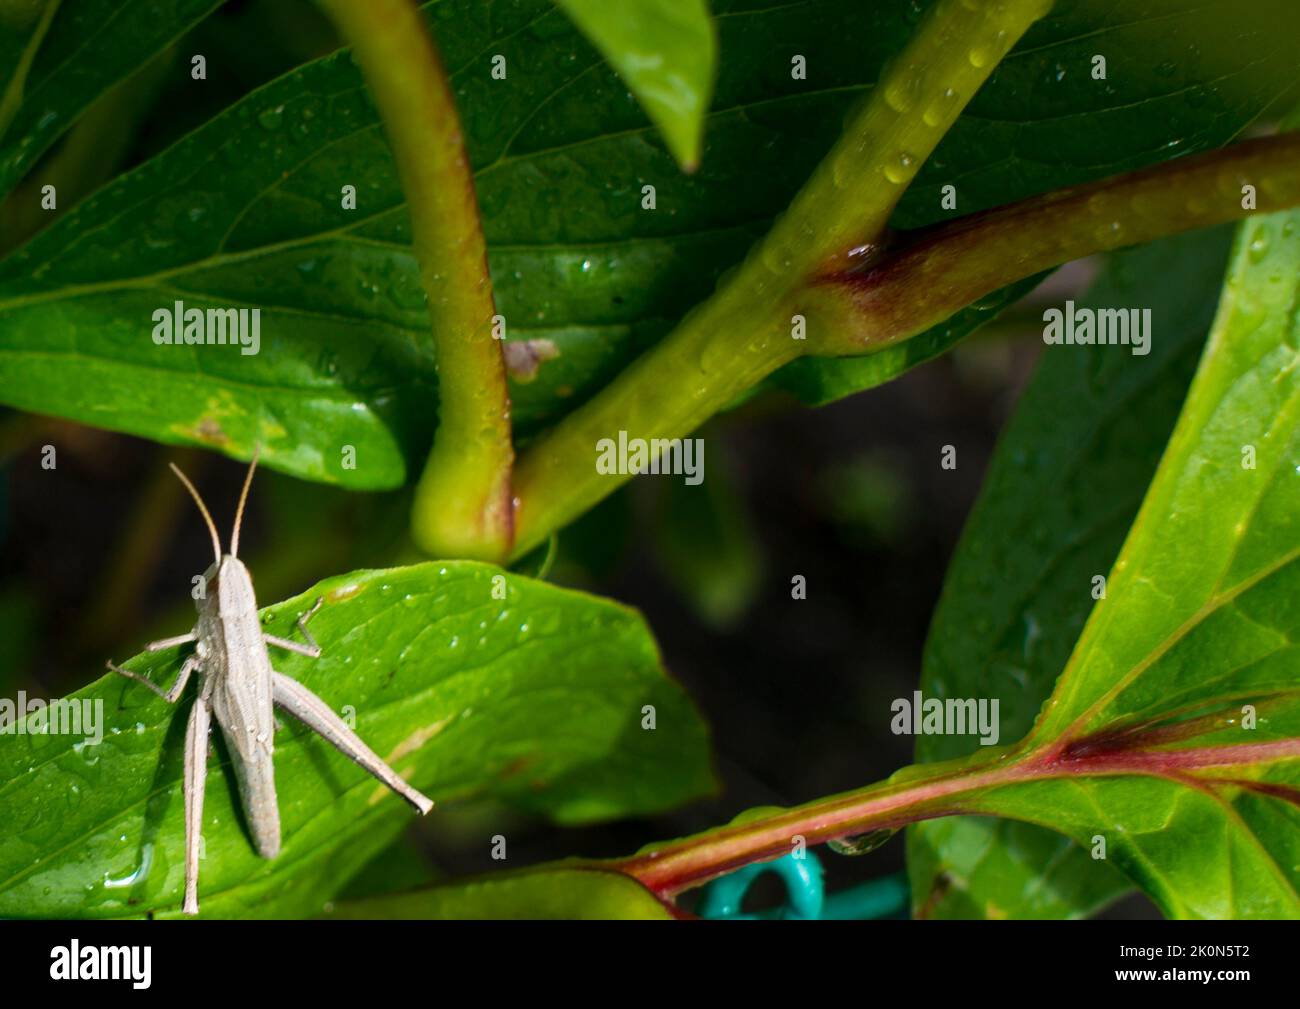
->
<box><xmin>908</xmin><ymin>231</ymin><xmax>1236</xmax><ymax>918</ymax></box>
<box><xmin>0</xmin><ymin>0</ymin><xmax>224</xmax><ymax>198</ymax></box>
<box><xmin>325</xmin><ymin>865</ymin><xmax>676</xmax><ymax>919</ymax></box>
<box><xmin>0</xmin><ymin>0</ymin><xmax>1293</xmax><ymax>488</ymax></box>
<box><xmin>0</xmin><ymin>561</ymin><xmax>714</xmax><ymax>918</ymax></box>
<box><xmin>950</xmin><ymin>206</ymin><xmax>1300</xmax><ymax>918</ymax></box>
<box><xmin>553</xmin><ymin>0</ymin><xmax>715</xmax><ymax>171</ymax></box>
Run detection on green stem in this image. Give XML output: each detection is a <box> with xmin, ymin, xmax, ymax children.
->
<box><xmin>511</xmin><ymin>284</ymin><xmax>803</xmax><ymax>557</ymax></box>
<box><xmin>759</xmin><ymin>0</ymin><xmax>1055</xmax><ymax>279</ymax></box>
<box><xmin>510</xmin><ymin>0</ymin><xmax>1052</xmax><ymax>556</ymax></box>
<box><xmin>318</xmin><ymin>0</ymin><xmax>514</xmax><ymax>561</ymax></box>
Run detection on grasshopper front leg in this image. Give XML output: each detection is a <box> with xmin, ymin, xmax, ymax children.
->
<box><xmin>271</xmin><ymin>672</ymin><xmax>433</xmax><ymax>815</ymax></box>
<box><xmin>182</xmin><ymin>693</ymin><xmax>212</xmax><ymax>916</ymax></box>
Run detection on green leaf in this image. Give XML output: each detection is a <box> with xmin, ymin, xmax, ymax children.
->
<box><xmin>908</xmin><ymin>230</ymin><xmax>1236</xmax><ymax>918</ymax></box>
<box><xmin>325</xmin><ymin>865</ymin><xmax>675</xmax><ymax>919</ymax></box>
<box><xmin>553</xmin><ymin>0</ymin><xmax>715</xmax><ymax>172</ymax></box>
<box><xmin>0</xmin><ymin>561</ymin><xmax>714</xmax><ymax>918</ymax></box>
<box><xmin>906</xmin><ymin>817</ymin><xmax>1128</xmax><ymax>920</ymax></box>
<box><xmin>334</xmin><ymin>832</ymin><xmax>440</xmax><ymax>900</ymax></box>
<box><xmin>0</xmin><ymin>0</ymin><xmax>1293</xmax><ymax>487</ymax></box>
<box><xmin>950</xmin><ymin>205</ymin><xmax>1300</xmax><ymax>918</ymax></box>
<box><xmin>0</xmin><ymin>0</ymin><xmax>224</xmax><ymax>198</ymax></box>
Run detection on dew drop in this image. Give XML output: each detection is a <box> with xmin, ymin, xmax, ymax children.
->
<box><xmin>922</xmin><ymin>88</ymin><xmax>958</xmax><ymax>127</ymax></box>
<box><xmin>1094</xmin><ymin>220</ymin><xmax>1124</xmax><ymax>244</ymax></box>
<box><xmin>759</xmin><ymin>241</ymin><xmax>794</xmax><ymax>275</ymax></box>
<box><xmin>1247</xmin><ymin>231</ymin><xmax>1270</xmax><ymax>264</ymax></box>
<box><xmin>827</xmin><ymin>828</ymin><xmax>897</xmax><ymax>856</ymax></box>
<box><xmin>257</xmin><ymin>105</ymin><xmax>284</xmax><ymax>130</ymax></box>
<box><xmin>883</xmin><ymin>152</ymin><xmax>916</xmax><ymax>184</ymax></box>
<box><xmin>72</xmin><ymin>740</ymin><xmax>100</xmax><ymax>765</ymax></box>
<box><xmin>104</xmin><ymin>844</ymin><xmax>154</xmax><ymax>889</ymax></box>
<box><xmin>884</xmin><ymin>74</ymin><xmax>922</xmax><ymax>114</ymax></box>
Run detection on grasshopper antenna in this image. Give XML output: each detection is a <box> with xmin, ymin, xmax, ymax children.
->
<box><xmin>169</xmin><ymin>463</ymin><xmax>222</xmax><ymax>565</ymax></box>
<box><xmin>230</xmin><ymin>445</ymin><xmax>260</xmax><ymax>558</ymax></box>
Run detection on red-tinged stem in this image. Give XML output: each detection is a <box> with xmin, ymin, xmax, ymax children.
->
<box><xmin>615</xmin><ymin>733</ymin><xmax>1300</xmax><ymax>899</ymax></box>
<box><xmin>1056</xmin><ymin>737</ymin><xmax>1300</xmax><ymax>772</ymax></box>
<box><xmin>615</xmin><ymin>756</ymin><xmax>1030</xmax><ymax>898</ymax></box>
<box><xmin>802</xmin><ymin>132</ymin><xmax>1300</xmax><ymax>355</ymax></box>
<box><xmin>1201</xmin><ymin>779</ymin><xmax>1300</xmax><ymax>808</ymax></box>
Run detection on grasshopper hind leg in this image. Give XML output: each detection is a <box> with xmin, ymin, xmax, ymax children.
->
<box><xmin>271</xmin><ymin>671</ymin><xmax>433</xmax><ymax>815</ymax></box>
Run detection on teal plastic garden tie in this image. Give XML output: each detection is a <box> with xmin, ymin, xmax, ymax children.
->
<box><xmin>698</xmin><ymin>851</ymin><xmax>823</xmax><ymax>920</ymax></box>
<box><xmin>698</xmin><ymin>851</ymin><xmax>908</xmax><ymax>920</ymax></box>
